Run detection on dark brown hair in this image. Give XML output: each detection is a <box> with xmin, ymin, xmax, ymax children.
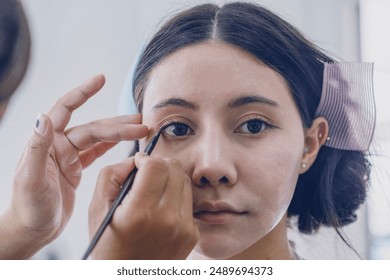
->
<box><xmin>0</xmin><ymin>0</ymin><xmax>31</xmax><ymax>102</ymax></box>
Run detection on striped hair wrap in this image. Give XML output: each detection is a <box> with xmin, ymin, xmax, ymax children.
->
<box><xmin>315</xmin><ymin>62</ymin><xmax>376</xmax><ymax>151</ymax></box>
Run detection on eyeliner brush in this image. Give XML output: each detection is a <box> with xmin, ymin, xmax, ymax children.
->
<box><xmin>82</xmin><ymin>129</ymin><xmax>164</xmax><ymax>260</ymax></box>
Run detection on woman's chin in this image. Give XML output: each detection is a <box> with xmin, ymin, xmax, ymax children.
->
<box><xmin>193</xmin><ymin>236</ymin><xmax>249</xmax><ymax>259</ymax></box>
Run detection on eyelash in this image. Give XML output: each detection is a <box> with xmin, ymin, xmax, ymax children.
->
<box><xmin>157</xmin><ymin>116</ymin><xmax>275</xmax><ymax>138</ymax></box>
<box><xmin>234</xmin><ymin>116</ymin><xmax>275</xmax><ymax>135</ymax></box>
<box><xmin>158</xmin><ymin>118</ymin><xmax>195</xmax><ymax>138</ymax></box>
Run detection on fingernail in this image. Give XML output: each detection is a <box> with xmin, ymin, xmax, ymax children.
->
<box><xmin>34</xmin><ymin>113</ymin><xmax>46</xmax><ymax>135</ymax></box>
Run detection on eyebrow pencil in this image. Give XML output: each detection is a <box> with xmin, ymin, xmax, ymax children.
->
<box><xmin>82</xmin><ymin>129</ymin><xmax>164</xmax><ymax>260</ymax></box>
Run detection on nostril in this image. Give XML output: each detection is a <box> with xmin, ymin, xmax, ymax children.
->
<box><xmin>200</xmin><ymin>176</ymin><xmax>209</xmax><ymax>185</ymax></box>
<box><xmin>196</xmin><ymin>175</ymin><xmax>231</xmax><ymax>186</ymax></box>
<box><xmin>219</xmin><ymin>176</ymin><xmax>229</xmax><ymax>184</ymax></box>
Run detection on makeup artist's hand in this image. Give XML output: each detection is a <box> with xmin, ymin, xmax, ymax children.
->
<box><xmin>88</xmin><ymin>153</ymin><xmax>199</xmax><ymax>259</ymax></box>
<box><xmin>0</xmin><ymin>75</ymin><xmax>148</xmax><ymax>259</ymax></box>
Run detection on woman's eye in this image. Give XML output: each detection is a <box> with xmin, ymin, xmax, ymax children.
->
<box><xmin>163</xmin><ymin>122</ymin><xmax>193</xmax><ymax>137</ymax></box>
<box><xmin>236</xmin><ymin>119</ymin><xmax>267</xmax><ymax>134</ymax></box>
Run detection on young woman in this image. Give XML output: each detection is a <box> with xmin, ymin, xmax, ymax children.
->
<box><xmin>88</xmin><ymin>2</ymin><xmax>375</xmax><ymax>259</ymax></box>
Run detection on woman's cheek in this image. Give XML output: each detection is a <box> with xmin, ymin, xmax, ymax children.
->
<box><xmin>247</xmin><ymin>147</ymin><xmax>301</xmax><ymax>213</ymax></box>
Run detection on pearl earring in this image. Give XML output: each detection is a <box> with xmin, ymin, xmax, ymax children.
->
<box><xmin>301</xmin><ymin>163</ymin><xmax>307</xmax><ymax>169</ymax></box>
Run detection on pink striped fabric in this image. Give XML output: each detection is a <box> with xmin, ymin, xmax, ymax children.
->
<box><xmin>315</xmin><ymin>62</ymin><xmax>375</xmax><ymax>151</ymax></box>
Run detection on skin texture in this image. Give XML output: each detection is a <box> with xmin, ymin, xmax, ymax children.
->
<box><xmin>0</xmin><ymin>75</ymin><xmax>149</xmax><ymax>259</ymax></box>
<box><xmin>88</xmin><ymin>42</ymin><xmax>328</xmax><ymax>259</ymax></box>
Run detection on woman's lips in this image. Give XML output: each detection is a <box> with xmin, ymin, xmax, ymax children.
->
<box><xmin>193</xmin><ymin>201</ymin><xmax>248</xmax><ymax>224</ymax></box>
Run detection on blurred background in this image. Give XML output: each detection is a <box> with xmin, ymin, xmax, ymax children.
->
<box><xmin>0</xmin><ymin>0</ymin><xmax>389</xmax><ymax>259</ymax></box>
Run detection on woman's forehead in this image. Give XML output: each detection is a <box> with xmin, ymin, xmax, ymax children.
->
<box><xmin>142</xmin><ymin>42</ymin><xmax>293</xmax><ymax>112</ymax></box>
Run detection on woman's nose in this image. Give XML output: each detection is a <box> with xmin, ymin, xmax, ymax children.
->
<box><xmin>191</xmin><ymin>130</ymin><xmax>238</xmax><ymax>187</ymax></box>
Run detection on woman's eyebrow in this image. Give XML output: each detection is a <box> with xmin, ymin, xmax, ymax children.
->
<box><xmin>151</xmin><ymin>98</ymin><xmax>199</xmax><ymax>111</ymax></box>
<box><xmin>228</xmin><ymin>95</ymin><xmax>279</xmax><ymax>108</ymax></box>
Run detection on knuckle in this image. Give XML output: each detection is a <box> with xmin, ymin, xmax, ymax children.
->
<box><xmin>164</xmin><ymin>215</ymin><xmax>179</xmax><ymax>230</ymax></box>
<box><xmin>176</xmin><ymin>221</ymin><xmax>199</xmax><ymax>246</ymax></box>
<box><xmin>88</xmin><ymin>127</ymin><xmax>100</xmax><ymax>143</ymax></box>
<box><xmin>130</xmin><ymin>211</ymin><xmax>154</xmax><ymax>231</ymax></box>
<box><xmin>58</xmin><ymin>99</ymin><xmax>76</xmax><ymax>113</ymax></box>
<box><xmin>97</xmin><ymin>164</ymin><xmax>126</xmax><ymax>188</ymax></box>
<box><xmin>177</xmin><ymin>224</ymin><xmax>198</xmax><ymax>246</ymax></box>
<box><xmin>114</xmin><ymin>129</ymin><xmax>123</xmax><ymax>141</ymax></box>
<box><xmin>98</xmin><ymin>165</ymin><xmax>115</xmax><ymax>180</ymax></box>
<box><xmin>27</xmin><ymin>135</ymin><xmax>45</xmax><ymax>154</ymax></box>
<box><xmin>153</xmin><ymin>212</ymin><xmax>179</xmax><ymax>234</ymax></box>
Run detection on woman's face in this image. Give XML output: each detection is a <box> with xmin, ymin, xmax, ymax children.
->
<box><xmin>141</xmin><ymin>42</ymin><xmax>306</xmax><ymax>259</ymax></box>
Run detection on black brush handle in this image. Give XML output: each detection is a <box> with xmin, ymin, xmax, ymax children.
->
<box><xmin>81</xmin><ymin>129</ymin><xmax>164</xmax><ymax>260</ymax></box>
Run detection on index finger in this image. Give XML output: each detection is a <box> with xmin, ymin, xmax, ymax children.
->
<box><xmin>47</xmin><ymin>74</ymin><xmax>106</xmax><ymax>131</ymax></box>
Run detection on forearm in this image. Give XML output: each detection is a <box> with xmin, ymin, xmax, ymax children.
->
<box><xmin>0</xmin><ymin>208</ymin><xmax>46</xmax><ymax>259</ymax></box>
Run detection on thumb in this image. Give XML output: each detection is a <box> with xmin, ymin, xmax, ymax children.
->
<box><xmin>21</xmin><ymin>113</ymin><xmax>54</xmax><ymax>174</ymax></box>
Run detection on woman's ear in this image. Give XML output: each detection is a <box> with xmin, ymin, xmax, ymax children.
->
<box><xmin>300</xmin><ymin>117</ymin><xmax>329</xmax><ymax>173</ymax></box>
